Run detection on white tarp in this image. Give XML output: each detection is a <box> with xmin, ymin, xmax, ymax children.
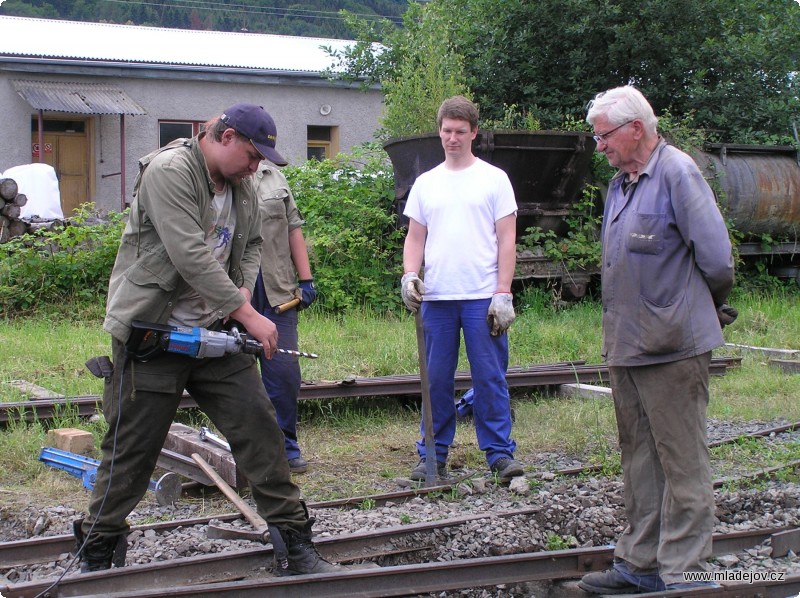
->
<box><xmin>1</xmin><ymin>163</ymin><xmax>63</xmax><ymax>220</ymax></box>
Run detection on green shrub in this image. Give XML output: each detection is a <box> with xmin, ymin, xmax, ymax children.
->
<box><xmin>1</xmin><ymin>143</ymin><xmax>405</xmax><ymax>317</ymax></box>
<box><xmin>284</xmin><ymin>143</ymin><xmax>404</xmax><ymax>312</ymax></box>
<box><xmin>0</xmin><ymin>204</ymin><xmax>126</xmax><ymax>317</ymax></box>
<box><xmin>517</xmin><ymin>185</ymin><xmax>603</xmax><ymax>271</ymax></box>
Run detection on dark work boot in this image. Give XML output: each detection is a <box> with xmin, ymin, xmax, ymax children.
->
<box><xmin>73</xmin><ymin>518</ymin><xmax>128</xmax><ymax>572</ymax></box>
<box><xmin>268</xmin><ymin>518</ymin><xmax>341</xmax><ymax>576</ymax></box>
<box><xmin>579</xmin><ymin>559</ymin><xmax>665</xmax><ymax>594</ymax></box>
<box><xmin>410</xmin><ymin>458</ymin><xmax>447</xmax><ymax>481</ymax></box>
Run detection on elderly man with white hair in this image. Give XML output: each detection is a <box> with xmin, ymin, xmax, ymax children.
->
<box><xmin>579</xmin><ymin>86</ymin><xmax>735</xmax><ymax>594</ymax></box>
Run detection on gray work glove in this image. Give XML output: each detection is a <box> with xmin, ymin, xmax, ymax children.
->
<box><xmin>400</xmin><ymin>272</ymin><xmax>425</xmax><ymax>313</ymax></box>
<box><xmin>487</xmin><ymin>293</ymin><xmax>515</xmax><ymax>336</ymax></box>
<box><xmin>717</xmin><ymin>303</ymin><xmax>738</xmax><ymax>328</ymax></box>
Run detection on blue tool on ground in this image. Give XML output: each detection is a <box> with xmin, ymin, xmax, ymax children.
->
<box><xmin>38</xmin><ymin>447</ymin><xmax>181</xmax><ymax>506</ymax></box>
<box><xmin>456</xmin><ymin>388</ymin><xmax>475</xmax><ymax>420</ymax></box>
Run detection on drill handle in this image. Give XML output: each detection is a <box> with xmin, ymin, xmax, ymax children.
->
<box><xmin>127</xmin><ymin>320</ymin><xmax>174</xmax><ymax>361</ymax></box>
<box><xmin>225</xmin><ymin>319</ymin><xmax>264</xmax><ymax>356</ymax></box>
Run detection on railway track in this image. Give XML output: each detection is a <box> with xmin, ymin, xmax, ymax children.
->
<box><xmin>0</xmin><ymin>357</ymin><xmax>740</xmax><ymax>423</ymax></box>
<box><xmin>2</xmin><ymin>420</ymin><xmax>797</xmax><ymax>598</ymax></box>
<box><xmin>3</xmin><ymin>521</ymin><xmax>798</xmax><ymax>597</ymax></box>
<box><xmin>3</xmin><ymin>419</ymin><xmax>794</xmax><ymax>568</ymax></box>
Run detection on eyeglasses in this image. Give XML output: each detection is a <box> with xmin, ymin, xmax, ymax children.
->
<box><xmin>593</xmin><ymin>120</ymin><xmax>633</xmax><ymax>143</ymax></box>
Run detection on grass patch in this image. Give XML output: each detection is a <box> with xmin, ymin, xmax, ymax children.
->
<box><xmin>1</xmin><ymin>288</ymin><xmax>799</xmax><ymax>504</ymax></box>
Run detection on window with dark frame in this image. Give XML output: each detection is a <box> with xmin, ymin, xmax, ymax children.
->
<box><xmin>159</xmin><ymin>121</ymin><xmax>202</xmax><ymax>148</ymax></box>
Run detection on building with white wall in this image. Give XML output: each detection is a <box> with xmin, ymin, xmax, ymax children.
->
<box><xmin>0</xmin><ymin>15</ymin><xmax>384</xmax><ymax>215</ymax></box>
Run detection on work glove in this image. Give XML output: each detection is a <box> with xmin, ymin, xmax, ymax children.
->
<box><xmin>717</xmin><ymin>303</ymin><xmax>738</xmax><ymax>328</ymax></box>
<box><xmin>401</xmin><ymin>272</ymin><xmax>425</xmax><ymax>313</ymax></box>
<box><xmin>296</xmin><ymin>279</ymin><xmax>317</xmax><ymax>310</ymax></box>
<box><xmin>487</xmin><ymin>293</ymin><xmax>515</xmax><ymax>336</ymax></box>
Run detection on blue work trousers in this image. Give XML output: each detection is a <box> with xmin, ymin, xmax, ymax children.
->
<box><xmin>417</xmin><ymin>299</ymin><xmax>516</xmax><ymax>466</ymax></box>
<box><xmin>253</xmin><ymin>273</ymin><xmax>303</xmax><ymax>459</ymax></box>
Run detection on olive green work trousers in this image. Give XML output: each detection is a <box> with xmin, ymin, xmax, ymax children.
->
<box><xmin>81</xmin><ymin>338</ymin><xmax>305</xmax><ymax>542</ymax></box>
<box><xmin>609</xmin><ymin>352</ymin><xmax>714</xmax><ymax>585</ymax></box>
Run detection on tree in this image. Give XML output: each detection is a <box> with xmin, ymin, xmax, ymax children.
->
<box><xmin>329</xmin><ymin>0</ymin><xmax>800</xmax><ymax>143</ymax></box>
<box><xmin>329</xmin><ymin>2</ymin><xmax>470</xmax><ymax>138</ymax></box>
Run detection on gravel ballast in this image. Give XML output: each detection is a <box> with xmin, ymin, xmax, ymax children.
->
<box><xmin>2</xmin><ymin>419</ymin><xmax>799</xmax><ymax>597</ymax></box>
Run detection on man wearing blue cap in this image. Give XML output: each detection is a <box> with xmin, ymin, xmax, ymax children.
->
<box><xmin>73</xmin><ymin>104</ymin><xmax>339</xmax><ymax>577</ymax></box>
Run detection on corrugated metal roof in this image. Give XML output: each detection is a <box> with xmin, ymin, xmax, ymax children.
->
<box><xmin>0</xmin><ymin>15</ymin><xmax>353</xmax><ymax>72</ymax></box>
<box><xmin>13</xmin><ymin>80</ymin><xmax>147</xmax><ymax>115</ymax></box>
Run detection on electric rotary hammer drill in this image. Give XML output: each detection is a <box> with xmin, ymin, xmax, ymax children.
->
<box><xmin>127</xmin><ymin>320</ymin><xmax>263</xmax><ymax>361</ymax></box>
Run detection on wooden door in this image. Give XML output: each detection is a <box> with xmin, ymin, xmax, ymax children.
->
<box><xmin>32</xmin><ymin>130</ymin><xmax>90</xmax><ymax>216</ymax></box>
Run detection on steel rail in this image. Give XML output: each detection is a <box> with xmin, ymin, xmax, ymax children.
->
<box><xmin>553</xmin><ymin>420</ymin><xmax>800</xmax><ymax>477</ymax></box>
<box><xmin>0</xmin><ymin>479</ymin><xmax>475</xmax><ymax>568</ymax></box>
<box><xmin>708</xmin><ymin>420</ymin><xmax>800</xmax><ymax>447</ymax></box>
<box><xmin>0</xmin><ymin>507</ymin><xmax>543</xmax><ymax>597</ymax></box>
<box><xmin>69</xmin><ymin>571</ymin><xmax>800</xmax><ymax>598</ymax></box>
<box><xmin>712</xmin><ymin>459</ymin><xmax>800</xmax><ymax>488</ymax></box>
<box><xmin>4</xmin><ymin>528</ymin><xmax>794</xmax><ymax>598</ymax></box>
<box><xmin>0</xmin><ymin>358</ymin><xmax>739</xmax><ymax>423</ymax></box>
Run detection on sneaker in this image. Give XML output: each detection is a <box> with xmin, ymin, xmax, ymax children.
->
<box><xmin>288</xmin><ymin>456</ymin><xmax>308</xmax><ymax>474</ymax></box>
<box><xmin>410</xmin><ymin>458</ymin><xmax>447</xmax><ymax>481</ymax></box>
<box><xmin>490</xmin><ymin>457</ymin><xmax>524</xmax><ymax>482</ymax></box>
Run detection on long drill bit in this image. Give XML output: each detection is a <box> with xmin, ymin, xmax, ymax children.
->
<box><xmin>277</xmin><ymin>348</ymin><xmax>319</xmax><ymax>359</ymax></box>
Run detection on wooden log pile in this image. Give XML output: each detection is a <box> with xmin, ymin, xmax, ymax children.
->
<box><xmin>0</xmin><ymin>177</ymin><xmax>30</xmax><ymax>243</ymax></box>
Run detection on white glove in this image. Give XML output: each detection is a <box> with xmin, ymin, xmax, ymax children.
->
<box><xmin>487</xmin><ymin>293</ymin><xmax>515</xmax><ymax>336</ymax></box>
<box><xmin>401</xmin><ymin>272</ymin><xmax>425</xmax><ymax>313</ymax></box>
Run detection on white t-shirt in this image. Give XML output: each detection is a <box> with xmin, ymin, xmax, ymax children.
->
<box><xmin>404</xmin><ymin>158</ymin><xmax>517</xmax><ymax>300</ymax></box>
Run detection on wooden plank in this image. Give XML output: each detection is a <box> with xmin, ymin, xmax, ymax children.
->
<box><xmin>768</xmin><ymin>359</ymin><xmax>800</xmax><ymax>374</ymax></box>
<box><xmin>557</xmin><ymin>383</ymin><xmax>612</xmax><ymax>400</ymax></box>
<box><xmin>162</xmin><ymin>423</ymin><xmax>247</xmax><ymax>490</ymax></box>
<box><xmin>725</xmin><ymin>343</ymin><xmax>800</xmax><ymax>359</ymax></box>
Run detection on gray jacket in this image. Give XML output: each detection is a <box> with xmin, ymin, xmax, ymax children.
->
<box><xmin>104</xmin><ymin>134</ymin><xmax>262</xmax><ymax>342</ymax></box>
<box><xmin>601</xmin><ymin>140</ymin><xmax>735</xmax><ymax>366</ymax></box>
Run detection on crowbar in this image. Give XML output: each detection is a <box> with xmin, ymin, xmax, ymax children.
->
<box><xmin>415</xmin><ymin>310</ymin><xmax>439</xmax><ymax>486</ymax></box>
<box><xmin>191</xmin><ymin>453</ymin><xmax>270</xmax><ymax>543</ymax></box>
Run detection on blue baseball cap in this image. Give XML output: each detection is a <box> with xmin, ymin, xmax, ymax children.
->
<box><xmin>220</xmin><ymin>103</ymin><xmax>288</xmax><ymax>166</ymax></box>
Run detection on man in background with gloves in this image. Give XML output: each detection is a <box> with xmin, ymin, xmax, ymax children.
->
<box><xmin>252</xmin><ymin>159</ymin><xmax>317</xmax><ymax>474</ymax></box>
<box><xmin>401</xmin><ymin>95</ymin><xmax>523</xmax><ymax>483</ymax></box>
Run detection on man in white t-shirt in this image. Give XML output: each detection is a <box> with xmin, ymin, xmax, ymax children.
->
<box><xmin>401</xmin><ymin>95</ymin><xmax>524</xmax><ymax>483</ymax></box>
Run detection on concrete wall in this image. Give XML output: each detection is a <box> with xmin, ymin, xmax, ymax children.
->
<box><xmin>0</xmin><ymin>71</ymin><xmax>384</xmax><ymax>214</ymax></box>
